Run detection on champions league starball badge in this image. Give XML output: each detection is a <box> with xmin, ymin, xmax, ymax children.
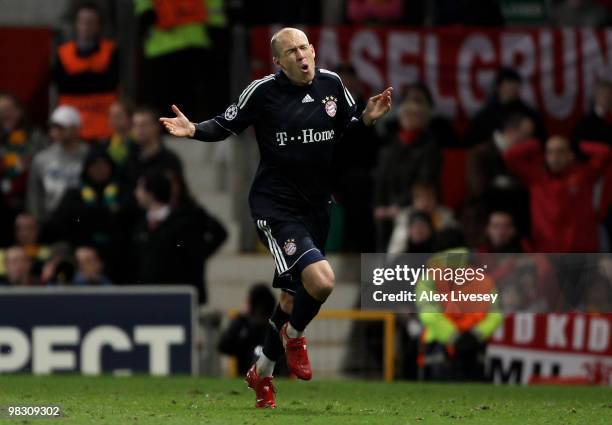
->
<box><xmin>322</xmin><ymin>96</ymin><xmax>338</xmax><ymax>117</ymax></box>
<box><xmin>283</xmin><ymin>239</ymin><xmax>297</xmax><ymax>256</ymax></box>
<box><xmin>224</xmin><ymin>104</ymin><xmax>238</xmax><ymax>120</ymax></box>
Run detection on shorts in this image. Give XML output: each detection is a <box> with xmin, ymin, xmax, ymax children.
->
<box><xmin>255</xmin><ymin>211</ymin><xmax>329</xmax><ymax>294</ymax></box>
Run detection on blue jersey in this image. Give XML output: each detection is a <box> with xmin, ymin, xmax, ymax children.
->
<box><xmin>192</xmin><ymin>68</ymin><xmax>365</xmax><ymax>219</ymax></box>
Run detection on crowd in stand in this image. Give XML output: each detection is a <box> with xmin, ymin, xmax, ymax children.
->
<box><xmin>0</xmin><ymin>94</ymin><xmax>227</xmax><ymax>303</ymax></box>
<box><xmin>335</xmin><ymin>64</ymin><xmax>612</xmax><ymax>255</ymax></box>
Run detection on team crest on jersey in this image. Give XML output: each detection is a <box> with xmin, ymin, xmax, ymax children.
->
<box><xmin>224</xmin><ymin>104</ymin><xmax>238</xmax><ymax>121</ymax></box>
<box><xmin>322</xmin><ymin>96</ymin><xmax>338</xmax><ymax>117</ymax></box>
<box><xmin>283</xmin><ymin>239</ymin><xmax>297</xmax><ymax>256</ymax></box>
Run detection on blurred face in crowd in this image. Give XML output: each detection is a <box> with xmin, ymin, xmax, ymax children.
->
<box><xmin>75</xmin><ymin>7</ymin><xmax>101</xmax><ymax>44</ymax></box>
<box><xmin>15</xmin><ymin>213</ymin><xmax>38</xmax><ymax>245</ymax></box>
<box><xmin>5</xmin><ymin>246</ymin><xmax>32</xmax><ymax>285</ymax></box>
<box><xmin>49</xmin><ymin>124</ymin><xmax>79</xmax><ymax>145</ymax></box>
<box><xmin>132</xmin><ymin>111</ymin><xmax>160</xmax><ymax>146</ymax></box>
<box><xmin>109</xmin><ymin>102</ymin><xmax>132</xmax><ymax>135</ymax></box>
<box><xmin>87</xmin><ymin>157</ymin><xmax>113</xmax><ymax>185</ymax></box>
<box><xmin>487</xmin><ymin>212</ymin><xmax>516</xmax><ymax>249</ymax></box>
<box><xmin>504</xmin><ymin>117</ymin><xmax>534</xmax><ymax>146</ymax></box>
<box><xmin>272</xmin><ymin>28</ymin><xmax>316</xmax><ymax>86</ymax></box>
<box><xmin>0</xmin><ymin>95</ymin><xmax>22</xmax><ymax>131</ymax></box>
<box><xmin>409</xmin><ymin>218</ymin><xmax>433</xmax><ymax>244</ymax></box>
<box><xmin>545</xmin><ymin>136</ymin><xmax>574</xmax><ymax>174</ymax></box>
<box><xmin>594</xmin><ymin>81</ymin><xmax>612</xmax><ymax>114</ymax></box>
<box><xmin>398</xmin><ymin>101</ymin><xmax>430</xmax><ymax>132</ymax></box>
<box><xmin>76</xmin><ymin>247</ymin><xmax>103</xmax><ymax>280</ymax></box>
<box><xmin>497</xmin><ymin>79</ymin><xmax>521</xmax><ymax>103</ymax></box>
<box><xmin>404</xmin><ymin>87</ymin><xmax>431</xmax><ymax>107</ymax></box>
<box><xmin>412</xmin><ymin>185</ymin><xmax>437</xmax><ymax>213</ymax></box>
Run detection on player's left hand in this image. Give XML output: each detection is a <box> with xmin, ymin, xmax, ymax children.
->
<box><xmin>362</xmin><ymin>87</ymin><xmax>393</xmax><ymax>126</ymax></box>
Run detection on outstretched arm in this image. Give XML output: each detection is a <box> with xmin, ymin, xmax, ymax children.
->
<box><xmin>160</xmin><ymin>104</ymin><xmax>234</xmax><ymax>142</ymax></box>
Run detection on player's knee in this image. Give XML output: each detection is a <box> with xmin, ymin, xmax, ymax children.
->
<box><xmin>279</xmin><ymin>291</ymin><xmax>294</xmax><ymax>313</ymax></box>
<box><xmin>313</xmin><ymin>269</ymin><xmax>335</xmax><ymax>300</ymax></box>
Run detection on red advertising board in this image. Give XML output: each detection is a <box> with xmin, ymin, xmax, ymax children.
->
<box><xmin>250</xmin><ymin>26</ymin><xmax>612</xmax><ymax>136</ymax></box>
<box><xmin>488</xmin><ymin>313</ymin><xmax>612</xmax><ymax>385</ymax></box>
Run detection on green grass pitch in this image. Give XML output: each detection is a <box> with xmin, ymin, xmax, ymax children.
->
<box><xmin>1</xmin><ymin>376</ymin><xmax>611</xmax><ymax>424</ymax></box>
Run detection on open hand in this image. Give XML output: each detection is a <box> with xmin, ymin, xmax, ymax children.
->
<box><xmin>362</xmin><ymin>87</ymin><xmax>393</xmax><ymax>126</ymax></box>
<box><xmin>159</xmin><ymin>104</ymin><xmax>196</xmax><ymax>137</ymax></box>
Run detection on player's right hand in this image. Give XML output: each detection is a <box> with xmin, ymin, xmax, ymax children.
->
<box><xmin>159</xmin><ymin>104</ymin><xmax>196</xmax><ymax>138</ymax></box>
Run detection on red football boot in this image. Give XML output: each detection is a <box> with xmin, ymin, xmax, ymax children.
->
<box><xmin>245</xmin><ymin>364</ymin><xmax>276</xmax><ymax>408</ymax></box>
<box><xmin>279</xmin><ymin>322</ymin><xmax>312</xmax><ymax>380</ymax></box>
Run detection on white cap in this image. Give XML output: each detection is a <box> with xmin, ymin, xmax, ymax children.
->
<box><xmin>50</xmin><ymin>105</ymin><xmax>81</xmax><ymax>128</ymax></box>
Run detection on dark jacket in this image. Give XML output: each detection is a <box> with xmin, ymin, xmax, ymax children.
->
<box><xmin>45</xmin><ymin>150</ymin><xmax>124</xmax><ymax>278</ymax></box>
<box><xmin>572</xmin><ymin>110</ymin><xmax>612</xmax><ymax>146</ymax></box>
<box><xmin>374</xmin><ymin>130</ymin><xmax>442</xmax><ymax>207</ymax></box>
<box><xmin>464</xmin><ymin>98</ymin><xmax>547</xmax><ymax>146</ymax></box>
<box><xmin>217</xmin><ymin>314</ymin><xmax>268</xmax><ymax>375</ymax></box>
<box><xmin>130</xmin><ymin>202</ymin><xmax>226</xmax><ymax>304</ymax></box>
<box><xmin>125</xmin><ymin>145</ymin><xmax>183</xmax><ymax>189</ymax></box>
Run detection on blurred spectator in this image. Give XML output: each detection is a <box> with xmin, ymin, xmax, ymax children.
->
<box><xmin>103</xmin><ymin>100</ymin><xmax>137</xmax><ymax>174</ymax></box>
<box><xmin>572</xmin><ymin>76</ymin><xmax>612</xmax><ymax>146</ymax></box>
<box><xmin>126</xmin><ymin>106</ymin><xmax>182</xmax><ymax>192</ymax></box>
<box><xmin>27</xmin><ymin>106</ymin><xmax>88</xmax><ymax>223</ymax></box>
<box><xmin>218</xmin><ymin>283</ymin><xmax>287</xmax><ymax>375</ymax></box>
<box><xmin>45</xmin><ymin>149</ymin><xmax>124</xmax><ymax>280</ymax></box>
<box><xmin>40</xmin><ymin>242</ymin><xmax>76</xmax><ymax>285</ymax></box>
<box><xmin>166</xmin><ymin>167</ymin><xmax>227</xmax><ymax>258</ymax></box>
<box><xmin>417</xmin><ymin>249</ymin><xmax>502</xmax><ymax>381</ymax></box>
<box><xmin>403</xmin><ymin>211</ymin><xmax>436</xmax><ymax>253</ymax></box>
<box><xmin>0</xmin><ymin>92</ymin><xmax>47</xmax><ymax>244</ymax></box>
<box><xmin>503</xmin><ymin>136</ymin><xmax>612</xmax><ymax>252</ymax></box>
<box><xmin>463</xmin><ymin>112</ymin><xmax>533</xmax><ymax>246</ymax></box>
<box><xmin>374</xmin><ymin>85</ymin><xmax>443</xmax><ymax>250</ymax></box>
<box><xmin>550</xmin><ymin>0</ymin><xmax>610</xmax><ymax>27</ymax></box>
<box><xmin>135</xmin><ymin>0</ymin><xmax>219</xmax><ymax>118</ymax></box>
<box><xmin>478</xmin><ymin>210</ymin><xmax>524</xmax><ymax>253</ymax></box>
<box><xmin>73</xmin><ymin>246</ymin><xmax>111</xmax><ymax>285</ymax></box>
<box><xmin>0</xmin><ymin>246</ymin><xmax>37</xmax><ymax>286</ymax></box>
<box><xmin>576</xmin><ymin>76</ymin><xmax>612</xmax><ymax>249</ymax></box>
<box><xmin>388</xmin><ymin>183</ymin><xmax>456</xmax><ymax>254</ymax></box>
<box><xmin>130</xmin><ymin>170</ymin><xmax>214</xmax><ymax>303</ymax></box>
<box><xmin>463</xmin><ymin>67</ymin><xmax>546</xmax><ymax>146</ymax></box>
<box><xmin>332</xmin><ymin>64</ymin><xmax>379</xmax><ymax>252</ymax></box>
<box><xmin>165</xmin><ymin>167</ymin><xmax>227</xmax><ymax>295</ymax></box>
<box><xmin>53</xmin><ymin>2</ymin><xmax>119</xmax><ymax>141</ymax></box>
<box><xmin>13</xmin><ymin>213</ymin><xmax>50</xmax><ymax>276</ymax></box>
<box><xmin>467</xmin><ymin>113</ymin><xmax>534</xmax><ymax>199</ymax></box>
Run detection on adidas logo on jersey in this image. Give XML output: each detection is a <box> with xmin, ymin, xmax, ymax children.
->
<box><xmin>302</xmin><ymin>94</ymin><xmax>314</xmax><ymax>103</ymax></box>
